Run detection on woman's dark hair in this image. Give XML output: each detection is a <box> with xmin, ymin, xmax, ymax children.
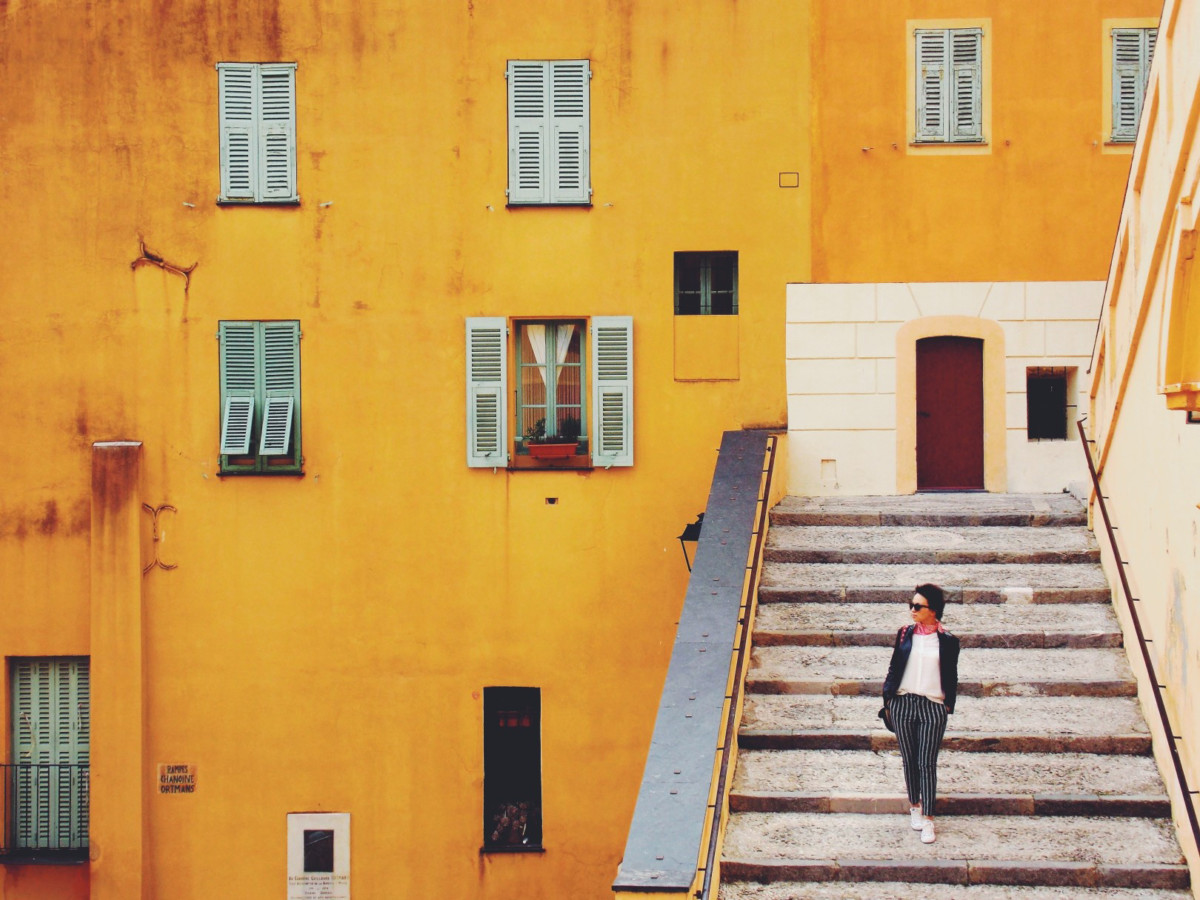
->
<box><xmin>915</xmin><ymin>583</ymin><xmax>946</xmax><ymax>620</ymax></box>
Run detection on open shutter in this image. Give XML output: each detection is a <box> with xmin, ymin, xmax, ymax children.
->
<box><xmin>218</xmin><ymin>63</ymin><xmax>257</xmax><ymax>200</ymax></box>
<box><xmin>591</xmin><ymin>316</ymin><xmax>633</xmax><ymax>468</ymax></box>
<box><xmin>220</xmin><ymin>322</ymin><xmax>258</xmax><ymax>454</ymax></box>
<box><xmin>915</xmin><ymin>30</ymin><xmax>948</xmax><ymax>142</ymax></box>
<box><xmin>259</xmin><ymin>64</ymin><xmax>297</xmax><ymax>201</ymax></box>
<box><xmin>466</xmin><ymin>317</ymin><xmax>508</xmax><ymax>467</ymax></box>
<box><xmin>1112</xmin><ymin>29</ymin><xmax>1143</xmax><ymax>141</ymax></box>
<box><xmin>259</xmin><ymin>321</ymin><xmax>300</xmax><ymax>455</ymax></box>
<box><xmin>950</xmin><ymin>29</ymin><xmax>982</xmax><ymax>141</ymax></box>
<box><xmin>549</xmin><ymin>60</ymin><xmax>590</xmax><ymax>204</ymax></box>
<box><xmin>508</xmin><ymin>62</ymin><xmax>548</xmax><ymax>203</ymax></box>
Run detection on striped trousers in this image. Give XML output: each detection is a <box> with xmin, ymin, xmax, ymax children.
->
<box><xmin>891</xmin><ymin>692</ymin><xmax>949</xmax><ymax>816</ymax></box>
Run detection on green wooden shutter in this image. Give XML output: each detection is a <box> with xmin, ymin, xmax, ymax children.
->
<box><xmin>508</xmin><ymin>61</ymin><xmax>549</xmax><ymax>204</ymax></box>
<box><xmin>218</xmin><ymin>63</ymin><xmax>258</xmax><ymax>200</ymax></box>
<box><xmin>219</xmin><ymin>322</ymin><xmax>258</xmax><ymax>455</ymax></box>
<box><xmin>549</xmin><ymin>60</ymin><xmax>590</xmax><ymax>204</ymax></box>
<box><xmin>466</xmin><ymin>318</ymin><xmax>508</xmax><ymax>467</ymax></box>
<box><xmin>915</xmin><ymin>30</ymin><xmax>948</xmax><ymax>142</ymax></box>
<box><xmin>258</xmin><ymin>64</ymin><xmax>297</xmax><ymax>201</ymax></box>
<box><xmin>950</xmin><ymin>29</ymin><xmax>982</xmax><ymax>141</ymax></box>
<box><xmin>259</xmin><ymin>321</ymin><xmax>300</xmax><ymax>456</ymax></box>
<box><xmin>591</xmin><ymin>316</ymin><xmax>633</xmax><ymax>468</ymax></box>
<box><xmin>1112</xmin><ymin>28</ymin><xmax>1156</xmax><ymax>142</ymax></box>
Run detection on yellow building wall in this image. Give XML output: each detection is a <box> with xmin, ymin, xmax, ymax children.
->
<box><xmin>0</xmin><ymin>2</ymin><xmax>807</xmax><ymax>898</ymax></box>
<box><xmin>813</xmin><ymin>0</ymin><xmax>1162</xmax><ymax>283</ymax></box>
<box><xmin>1087</xmin><ymin>0</ymin><xmax>1200</xmax><ymax>875</ymax></box>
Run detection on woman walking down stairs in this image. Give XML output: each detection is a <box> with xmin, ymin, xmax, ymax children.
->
<box><xmin>719</xmin><ymin>493</ymin><xmax>1191</xmax><ymax>900</ymax></box>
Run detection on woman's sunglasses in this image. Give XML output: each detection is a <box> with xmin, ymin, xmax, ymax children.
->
<box><xmin>908</xmin><ymin>602</ymin><xmax>930</xmax><ymax>611</ymax></box>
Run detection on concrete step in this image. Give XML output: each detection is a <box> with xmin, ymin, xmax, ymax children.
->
<box><xmin>747</xmin><ymin>646</ymin><xmax>1135</xmax><ymax>697</ymax></box>
<box><xmin>766</xmin><ymin>525</ymin><xmax>1100</xmax><ymax>565</ymax></box>
<box><xmin>739</xmin><ymin>695</ymin><xmax>1150</xmax><ymax>754</ymax></box>
<box><xmin>761</xmin><ymin>563</ymin><xmax>1111</xmax><ymax>604</ymax></box>
<box><xmin>733</xmin><ymin>749</ymin><xmax>1167</xmax><ymax>801</ymax></box>
<box><xmin>770</xmin><ymin>493</ymin><xmax>1088</xmax><ymax>528</ymax></box>
<box><xmin>720</xmin><ymin>883</ymin><xmax>1193</xmax><ymax>900</ymax></box>
<box><xmin>720</xmin><ymin>813</ymin><xmax>1187</xmax><ymax>888</ymax></box>
<box><xmin>754</xmin><ymin>602</ymin><xmax>1121</xmax><ymax>648</ymax></box>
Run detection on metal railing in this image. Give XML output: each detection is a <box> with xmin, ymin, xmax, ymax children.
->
<box><xmin>697</xmin><ymin>434</ymin><xmax>777</xmax><ymax>900</ymax></box>
<box><xmin>0</xmin><ymin>763</ymin><xmax>89</xmax><ymax>858</ymax></box>
<box><xmin>1078</xmin><ymin>419</ymin><xmax>1200</xmax><ymax>853</ymax></box>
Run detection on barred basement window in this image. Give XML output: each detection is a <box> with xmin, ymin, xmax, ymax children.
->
<box><xmin>674</xmin><ymin>252</ymin><xmax>738</xmax><ymax>315</ymax></box>
<box><xmin>483</xmin><ymin>687</ymin><xmax>542</xmax><ymax>851</ymax></box>
<box><xmin>1026</xmin><ymin>367</ymin><xmax>1075</xmax><ymax>441</ymax></box>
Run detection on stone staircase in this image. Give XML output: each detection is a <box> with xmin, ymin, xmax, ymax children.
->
<box><xmin>719</xmin><ymin>493</ymin><xmax>1192</xmax><ymax>900</ymax></box>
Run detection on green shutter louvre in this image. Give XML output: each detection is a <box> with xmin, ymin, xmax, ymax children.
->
<box><xmin>549</xmin><ymin>60</ymin><xmax>590</xmax><ymax>204</ymax></box>
<box><xmin>218</xmin><ymin>63</ymin><xmax>258</xmax><ymax>200</ymax></box>
<box><xmin>466</xmin><ymin>318</ymin><xmax>509</xmax><ymax>467</ymax></box>
<box><xmin>591</xmin><ymin>316</ymin><xmax>633</xmax><ymax>468</ymax></box>
<box><xmin>219</xmin><ymin>322</ymin><xmax>258</xmax><ymax>455</ymax></box>
<box><xmin>1112</xmin><ymin>28</ymin><xmax>1156</xmax><ymax>142</ymax></box>
<box><xmin>258</xmin><ymin>64</ymin><xmax>298</xmax><ymax>201</ymax></box>
<box><xmin>915</xmin><ymin>30</ymin><xmax>948</xmax><ymax>142</ymax></box>
<box><xmin>508</xmin><ymin>62</ymin><xmax>549</xmax><ymax>204</ymax></box>
<box><xmin>950</xmin><ymin>30</ymin><xmax>982</xmax><ymax>141</ymax></box>
<box><xmin>259</xmin><ymin>321</ymin><xmax>300</xmax><ymax>455</ymax></box>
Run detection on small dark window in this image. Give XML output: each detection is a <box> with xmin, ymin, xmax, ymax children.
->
<box><xmin>1027</xmin><ymin>368</ymin><xmax>1071</xmax><ymax>440</ymax></box>
<box><xmin>483</xmin><ymin>687</ymin><xmax>542</xmax><ymax>850</ymax></box>
<box><xmin>303</xmin><ymin>830</ymin><xmax>335</xmax><ymax>872</ymax></box>
<box><xmin>675</xmin><ymin>252</ymin><xmax>738</xmax><ymax>315</ymax></box>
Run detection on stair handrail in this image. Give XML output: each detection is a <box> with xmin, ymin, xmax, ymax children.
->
<box><xmin>1077</xmin><ymin>418</ymin><xmax>1200</xmax><ymax>853</ymax></box>
<box><xmin>697</xmin><ymin>433</ymin><xmax>778</xmax><ymax>900</ymax></box>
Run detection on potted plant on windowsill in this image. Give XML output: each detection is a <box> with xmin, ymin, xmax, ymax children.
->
<box><xmin>524</xmin><ymin>416</ymin><xmax>581</xmax><ymax>459</ymax></box>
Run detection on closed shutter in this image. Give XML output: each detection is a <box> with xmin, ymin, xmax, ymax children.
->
<box><xmin>915</xmin><ymin>30</ymin><xmax>948</xmax><ymax>142</ymax></box>
<box><xmin>591</xmin><ymin>316</ymin><xmax>633</xmax><ymax>468</ymax></box>
<box><xmin>950</xmin><ymin>29</ymin><xmax>982</xmax><ymax>141</ymax></box>
<box><xmin>508</xmin><ymin>62</ymin><xmax>549</xmax><ymax>203</ymax></box>
<box><xmin>549</xmin><ymin>60</ymin><xmax>590</xmax><ymax>203</ymax></box>
<box><xmin>218</xmin><ymin>63</ymin><xmax>258</xmax><ymax>200</ymax></box>
<box><xmin>1112</xmin><ymin>28</ymin><xmax>1156</xmax><ymax>142</ymax></box>
<box><xmin>259</xmin><ymin>321</ymin><xmax>300</xmax><ymax>455</ymax></box>
<box><xmin>467</xmin><ymin>318</ymin><xmax>509</xmax><ymax>467</ymax></box>
<box><xmin>219</xmin><ymin>322</ymin><xmax>258</xmax><ymax>455</ymax></box>
<box><xmin>259</xmin><ymin>64</ymin><xmax>298</xmax><ymax>201</ymax></box>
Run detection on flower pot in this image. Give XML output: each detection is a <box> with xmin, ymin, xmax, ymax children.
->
<box><xmin>527</xmin><ymin>442</ymin><xmax>579</xmax><ymax>459</ymax></box>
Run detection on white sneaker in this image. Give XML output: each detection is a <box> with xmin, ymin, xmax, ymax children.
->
<box><xmin>921</xmin><ymin>819</ymin><xmax>936</xmax><ymax>844</ymax></box>
<box><xmin>910</xmin><ymin>807</ymin><xmax>923</xmax><ymax>830</ymax></box>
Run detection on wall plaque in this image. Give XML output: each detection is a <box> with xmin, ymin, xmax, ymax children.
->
<box><xmin>287</xmin><ymin>813</ymin><xmax>350</xmax><ymax>900</ymax></box>
<box><xmin>157</xmin><ymin>763</ymin><xmax>196</xmax><ymax>794</ymax></box>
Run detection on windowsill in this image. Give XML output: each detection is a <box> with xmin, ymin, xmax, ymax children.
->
<box><xmin>909</xmin><ymin>139</ymin><xmax>988</xmax><ymax>146</ymax></box>
<box><xmin>219</xmin><ymin>454</ymin><xmax>304</xmax><ymax>476</ymax></box>
<box><xmin>0</xmin><ymin>849</ymin><xmax>88</xmax><ymax>866</ymax></box>
<box><xmin>480</xmin><ymin>845</ymin><xmax>545</xmax><ymax>854</ymax></box>
<box><xmin>1104</xmin><ymin>140</ymin><xmax>1135</xmax><ymax>146</ymax></box>
<box><xmin>505</xmin><ymin>202</ymin><xmax>592</xmax><ymax>209</ymax></box>
<box><xmin>509</xmin><ymin>454</ymin><xmax>592</xmax><ymax>472</ymax></box>
<box><xmin>216</xmin><ymin>198</ymin><xmax>301</xmax><ymax>206</ymax></box>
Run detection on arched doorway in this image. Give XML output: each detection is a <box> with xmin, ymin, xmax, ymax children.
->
<box><xmin>916</xmin><ymin>336</ymin><xmax>984</xmax><ymax>490</ymax></box>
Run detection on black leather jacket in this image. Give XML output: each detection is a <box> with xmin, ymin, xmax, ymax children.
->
<box><xmin>882</xmin><ymin>624</ymin><xmax>960</xmax><ymax>714</ymax></box>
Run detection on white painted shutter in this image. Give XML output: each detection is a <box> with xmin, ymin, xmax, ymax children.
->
<box><xmin>218</xmin><ymin>63</ymin><xmax>257</xmax><ymax>200</ymax></box>
<box><xmin>508</xmin><ymin>62</ymin><xmax>548</xmax><ymax>203</ymax></box>
<box><xmin>259</xmin><ymin>321</ymin><xmax>300</xmax><ymax>455</ymax></box>
<box><xmin>467</xmin><ymin>318</ymin><xmax>508</xmax><ymax>467</ymax></box>
<box><xmin>259</xmin><ymin>64</ymin><xmax>297</xmax><ymax>201</ymax></box>
<box><xmin>591</xmin><ymin>316</ymin><xmax>633</xmax><ymax>468</ymax></box>
<box><xmin>549</xmin><ymin>60</ymin><xmax>590</xmax><ymax>203</ymax></box>
<box><xmin>915</xmin><ymin>30</ymin><xmax>948</xmax><ymax>142</ymax></box>
<box><xmin>950</xmin><ymin>29</ymin><xmax>982</xmax><ymax>141</ymax></box>
<box><xmin>220</xmin><ymin>322</ymin><xmax>258</xmax><ymax>454</ymax></box>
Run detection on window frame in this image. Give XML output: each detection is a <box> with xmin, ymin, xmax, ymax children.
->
<box><xmin>217</xmin><ymin>61</ymin><xmax>299</xmax><ymax>204</ymax></box>
<box><xmin>482</xmin><ymin>687</ymin><xmax>543</xmax><ymax>853</ymax></box>
<box><xmin>906</xmin><ymin>19</ymin><xmax>991</xmax><ymax>154</ymax></box>
<box><xmin>674</xmin><ymin>252</ymin><xmax>739</xmax><ymax>316</ymax></box>
<box><xmin>1026</xmin><ymin>367</ymin><xmax>1075</xmax><ymax>441</ymax></box>
<box><xmin>218</xmin><ymin>320</ymin><xmax>303</xmax><ymax>476</ymax></box>
<box><xmin>514</xmin><ymin>319</ymin><xmax>590</xmax><ymax>463</ymax></box>
<box><xmin>506</xmin><ymin>59</ymin><xmax>592</xmax><ymax>206</ymax></box>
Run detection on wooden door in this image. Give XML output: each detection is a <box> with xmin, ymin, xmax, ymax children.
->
<box><xmin>916</xmin><ymin>336</ymin><xmax>984</xmax><ymax>490</ymax></box>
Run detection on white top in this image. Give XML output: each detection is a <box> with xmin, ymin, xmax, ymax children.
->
<box><xmin>898</xmin><ymin>631</ymin><xmax>944</xmax><ymax>703</ymax></box>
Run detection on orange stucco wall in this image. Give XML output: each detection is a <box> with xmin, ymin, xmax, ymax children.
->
<box><xmin>0</xmin><ymin>2</ymin><xmax>807</xmax><ymax>898</ymax></box>
<box><xmin>812</xmin><ymin>0</ymin><xmax>1162</xmax><ymax>283</ymax></box>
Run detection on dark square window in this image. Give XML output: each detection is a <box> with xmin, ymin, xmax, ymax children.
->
<box><xmin>303</xmin><ymin>829</ymin><xmax>334</xmax><ymax>873</ymax></box>
<box><xmin>674</xmin><ymin>252</ymin><xmax>738</xmax><ymax>315</ymax></box>
<box><xmin>483</xmin><ymin>687</ymin><xmax>542</xmax><ymax>850</ymax></box>
<box><xmin>1027</xmin><ymin>369</ymin><xmax>1070</xmax><ymax>440</ymax></box>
